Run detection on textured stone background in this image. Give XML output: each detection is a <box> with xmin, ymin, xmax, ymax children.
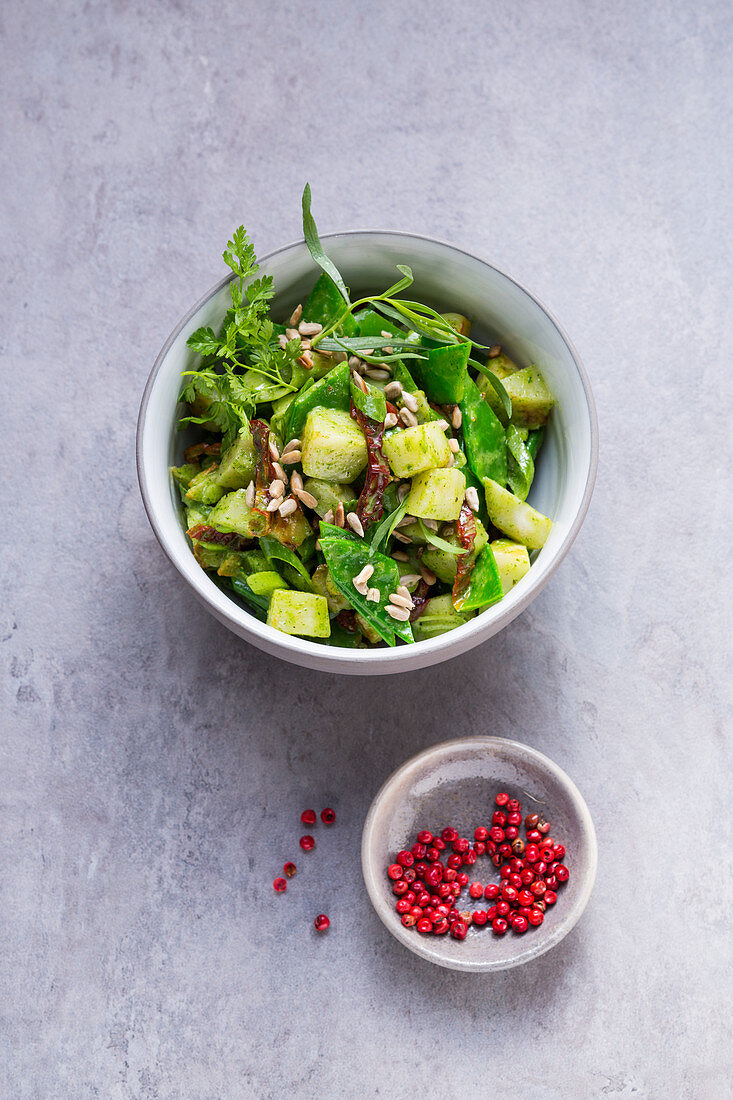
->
<box><xmin>2</xmin><ymin>0</ymin><xmax>731</xmax><ymax>1096</ymax></box>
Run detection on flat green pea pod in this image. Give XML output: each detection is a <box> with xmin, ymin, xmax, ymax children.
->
<box><xmin>287</xmin><ymin>359</ymin><xmax>351</xmax><ymax>440</ymax></box>
<box><xmin>506</xmin><ymin>424</ymin><xmax>535</xmax><ymax>501</ymax></box>
<box><xmin>411</xmin><ymin>341</ymin><xmax>470</xmax><ymax>404</ymax></box>
<box><xmin>352</xmin><ymin>309</ymin><xmax>402</xmax><ymax>339</ymax></box>
<box><xmin>452</xmin><ymin>544</ymin><xmax>503</xmax><ymax>611</ymax></box>
<box><xmin>318</xmin><ymin>535</ymin><xmax>413</xmax><ymax>646</ymax></box>
<box><xmin>526</xmin><ymin>426</ymin><xmax>546</xmax><ymax>461</ymax></box>
<box><xmin>350</xmin><ymin>377</ymin><xmax>386</xmax><ymax>423</ymax></box>
<box><xmin>459</xmin><ymin>375</ymin><xmax>507</xmax><ymax>484</ymax></box>
<box><xmin>304</xmin><ymin>273</ymin><xmax>358</xmax><ymax>335</ymax></box>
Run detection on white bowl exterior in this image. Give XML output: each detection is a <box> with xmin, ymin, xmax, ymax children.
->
<box><xmin>361</xmin><ymin>737</ymin><xmax>598</xmax><ymax>972</ymax></box>
<box><xmin>138</xmin><ymin>233</ymin><xmax>597</xmax><ymax>673</ymax></box>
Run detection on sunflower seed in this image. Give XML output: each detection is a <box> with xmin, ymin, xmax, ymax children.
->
<box><xmin>397</xmin><ymin>483</ymin><xmax>410</xmax><ymax>501</ymax></box>
<box><xmin>298</xmin><ymin>321</ymin><xmax>322</xmax><ymax>336</ymax></box>
<box><xmin>384</xmin><ymin>412</ymin><xmax>399</xmax><ymax>429</ymax></box>
<box><xmin>278</xmin><ymin>498</ymin><xmax>298</xmax><ymax>517</ymax></box>
<box><xmin>348</xmin><ymin>356</ymin><xmax>362</xmax><ymax>370</ymax></box>
<box><xmin>488</xmin><ymin>344</ymin><xmax>502</xmax><ymax>358</ymax></box>
<box><xmin>267</xmin><ymin>496</ymin><xmax>283</xmax><ymax>512</ymax></box>
<box><xmin>289</xmin><ymin>469</ymin><xmax>303</xmax><ymax>492</ymax></box>
<box><xmin>335</xmin><ymin>502</ymin><xmax>345</xmax><ymax>528</ymax></box>
<box><xmin>451</xmin><ymin>406</ymin><xmax>462</xmax><ymax>429</ymax></box>
<box><xmin>434</xmin><ymin>419</ymin><xmax>450</xmax><ymax>432</ymax></box>
<box><xmin>449</xmin><ymin>438</ymin><xmax>460</xmax><ymax>453</ymax></box>
<box><xmin>401</xmin><ymin>390</ymin><xmax>418</xmax><ymax>413</ymax></box>
<box><xmin>399</xmin><ymin>408</ymin><xmax>418</xmax><ymax>428</ymax></box>
<box><xmin>269</xmin><ymin>478</ymin><xmax>285</xmax><ymax>499</ymax></box>
<box><xmin>366</xmin><ymin>587</ymin><xmax>380</xmax><ymax>603</ymax></box>
<box><xmin>419</xmin><ymin>563</ymin><xmax>437</xmax><ymax>585</ymax></box>
<box><xmin>384</xmin><ymin>346</ymin><xmax>393</xmax><ymax>355</ymax></box>
<box><xmin>389</xmin><ymin>592</ymin><xmax>413</xmax><ymax>610</ymax></box>
<box><xmin>294</xmin><ymin>488</ymin><xmax>318</xmax><ymax>509</ymax></box>
<box><xmin>298</xmin><ymin>352</ymin><xmax>313</xmax><ymax>370</ymax></box>
<box><xmin>386</xmin><ymin>604</ymin><xmax>410</xmax><ymax>622</ymax></box>
<box><xmin>381</xmin><ymin>330</ymin><xmax>393</xmax><ymax>338</ymax></box>
<box><xmin>300</xmin><ymin>338</ymin><xmax>311</xmax><ymax>351</ymax></box>
<box><xmin>354</xmin><ymin>564</ymin><xmax>374</xmax><ymax>587</ymax></box>
<box><xmin>245</xmin><ymin>481</ymin><xmax>255</xmax><ymax>507</ymax></box>
<box><xmin>422</xmin><ymin>518</ymin><xmax>439</xmax><ymax>531</ymax></box>
<box><xmin>366</xmin><ymin>369</ymin><xmax>390</xmax><ymax>381</ymax></box>
<box><xmin>396</xmin><ymin>584</ymin><xmax>413</xmax><ymax>599</ymax></box>
<box><xmin>361</xmin><ymin>348</ymin><xmax>374</xmax><ymax>357</ymax></box>
<box><xmin>280</xmin><ymin>451</ymin><xmax>302</xmax><ymax>465</ymax></box>
<box><xmin>465</xmin><ymin>486</ymin><xmax>480</xmax><ymax>512</ymax></box>
<box><xmin>323</xmin><ymin>509</ymin><xmax>334</xmax><ymax>524</ymax></box>
<box><xmin>269</xmin><ymin>440</ymin><xmax>280</xmax><ymax>461</ymax></box>
<box><xmin>392</xmin><ymin>550</ymin><xmax>410</xmax><ymax>562</ymax></box>
<box><xmin>278</xmin><ymin>333</ymin><xmax>289</xmax><ymax>349</ymax></box>
<box><xmin>353</xmin><ymin>579</ymin><xmax>369</xmax><ymax>596</ymax></box>
<box><xmin>286</xmin><ymin>328</ymin><xmax>300</xmax><ymax>341</ymax></box>
<box><xmin>346</xmin><ymin>511</ymin><xmax>365</xmax><ymax>537</ymax></box>
<box><xmin>288</xmin><ymin>304</ymin><xmax>303</xmax><ymax>326</ymax></box>
<box><xmin>393</xmin><ymin>531</ymin><xmax>412</xmax><ymax>544</ymax></box>
<box><xmin>395</xmin><ymin>514</ymin><xmax>414</xmax><ymax>528</ymax></box>
<box><xmin>399</xmin><ymin>575</ymin><xmax>421</xmax><ymax>588</ymax></box>
<box><xmin>281</xmin><ymin>438</ymin><xmax>301</xmax><ymax>455</ymax></box>
<box><xmin>352</xmin><ymin>371</ymin><xmax>369</xmax><ymax>393</ymax></box>
<box><xmin>384</xmin><ymin>381</ymin><xmax>403</xmax><ymax>400</ymax></box>
<box><xmin>272</xmin><ymin>462</ymin><xmax>287</xmax><ymax>483</ymax></box>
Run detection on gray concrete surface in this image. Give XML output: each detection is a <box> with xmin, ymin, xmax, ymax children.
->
<box><xmin>2</xmin><ymin>0</ymin><xmax>731</xmax><ymax>1096</ymax></box>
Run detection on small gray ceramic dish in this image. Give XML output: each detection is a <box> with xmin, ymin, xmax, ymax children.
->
<box><xmin>361</xmin><ymin>736</ymin><xmax>597</xmax><ymax>971</ymax></box>
<box><xmin>137</xmin><ymin>231</ymin><xmax>598</xmax><ymax>674</ymax></box>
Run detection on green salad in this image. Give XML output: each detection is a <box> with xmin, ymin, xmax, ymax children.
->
<box><xmin>172</xmin><ymin>186</ymin><xmax>556</xmax><ymax>647</ymax></box>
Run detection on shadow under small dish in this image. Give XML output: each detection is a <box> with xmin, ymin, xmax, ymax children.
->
<box><xmin>361</xmin><ymin>737</ymin><xmax>597</xmax><ymax>971</ymax></box>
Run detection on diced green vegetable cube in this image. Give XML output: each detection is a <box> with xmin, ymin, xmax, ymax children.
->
<box><xmin>491</xmin><ymin>539</ymin><xmax>531</xmax><ymax>594</ymax></box>
<box><xmin>266</xmin><ymin>590</ymin><xmax>331</xmax><ymax>637</ymax></box>
<box><xmin>247</xmin><ymin>571</ymin><xmax>289</xmax><ymax>599</ymax></box>
<box><xmin>208</xmin><ymin>489</ymin><xmax>261</xmax><ymax>538</ymax></box>
<box><xmin>405</xmin><ymin>468</ymin><xmax>466</xmax><ymax>521</ymax></box>
<box><xmin>185</xmin><ymin>465</ymin><xmax>226</xmax><ymax>505</ymax></box>
<box><xmin>311</xmin><ymin>564</ymin><xmax>350</xmax><ymax>613</ymax></box>
<box><xmin>482</xmin><ymin>477</ymin><xmax>553</xmax><ymax>549</ymax></box>
<box><xmin>383</xmin><ymin>421</ymin><xmax>452</xmax><ymax>478</ymax></box>
<box><xmin>441</xmin><ymin>313</ymin><xmax>471</xmax><ymax>337</ymax></box>
<box><xmin>502</xmin><ymin>367</ymin><xmax>555</xmax><ymax>429</ymax></box>
<box><xmin>411</xmin><ymin>595</ymin><xmax>474</xmax><ymax>642</ymax></box>
<box><xmin>301</xmin><ymin>406</ymin><xmax>368</xmax><ymax>482</ymax></box>
<box><xmin>216</xmin><ymin>427</ymin><xmax>257</xmax><ymax>490</ymax></box>
<box><xmin>303</xmin><ymin>478</ymin><xmax>358</xmax><ymax>519</ymax></box>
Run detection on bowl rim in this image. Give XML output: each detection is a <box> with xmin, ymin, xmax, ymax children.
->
<box><xmin>137</xmin><ymin>229</ymin><xmax>599</xmax><ymax>671</ymax></box>
<box><xmin>361</xmin><ymin>735</ymin><xmax>598</xmax><ymax>972</ymax></box>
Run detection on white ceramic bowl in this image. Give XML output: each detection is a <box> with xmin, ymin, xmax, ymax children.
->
<box><xmin>137</xmin><ymin>232</ymin><xmax>598</xmax><ymax>674</ymax></box>
<box><xmin>361</xmin><ymin>737</ymin><xmax>598</xmax><ymax>971</ymax></box>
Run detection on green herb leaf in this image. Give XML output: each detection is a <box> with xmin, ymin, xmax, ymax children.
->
<box><xmin>350</xmin><ymin>377</ymin><xmax>386</xmax><ymax>423</ymax></box>
<box><xmin>417</xmin><ymin>519</ymin><xmax>465</xmax><ymax>555</ymax></box>
<box><xmin>369</xmin><ymin>498</ymin><xmax>409</xmax><ymax>557</ymax></box>
<box><xmin>260</xmin><ymin>536</ymin><xmax>315</xmax><ymax>592</ymax></box>
<box><xmin>301</xmin><ymin>183</ymin><xmax>351</xmax><ymax>306</ymax></box>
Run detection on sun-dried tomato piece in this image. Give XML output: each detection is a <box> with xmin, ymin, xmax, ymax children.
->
<box><xmin>186</xmin><ymin>524</ymin><xmax>251</xmax><ymax>550</ymax></box>
<box><xmin>408</xmin><ymin>579</ymin><xmax>432</xmax><ymax>621</ymax></box>
<box><xmin>350</xmin><ymin>400</ymin><xmax>391</xmax><ymax>528</ymax></box>
<box><xmin>183</xmin><ymin>440</ymin><xmax>222</xmax><ymax>463</ymax></box>
<box><xmin>250</xmin><ymin>418</ymin><xmax>276</xmax><ymax>519</ymax></box>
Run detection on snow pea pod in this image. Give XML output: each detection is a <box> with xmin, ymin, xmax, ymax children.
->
<box><xmin>526</xmin><ymin>426</ymin><xmax>546</xmax><ymax>461</ymax></box>
<box><xmin>453</xmin><ymin>545</ymin><xmax>503</xmax><ymax>611</ymax></box>
<box><xmin>287</xmin><ymin>359</ymin><xmax>350</xmax><ymax>439</ymax></box>
<box><xmin>318</xmin><ymin>536</ymin><xmax>413</xmax><ymax>646</ymax></box>
<box><xmin>459</xmin><ymin>375</ymin><xmax>507</xmax><ymax>484</ymax></box>
<box><xmin>303</xmin><ymin>273</ymin><xmax>358</xmax><ymax>335</ymax></box>
<box><xmin>506</xmin><ymin>424</ymin><xmax>535</xmax><ymax>501</ymax></box>
<box><xmin>410</xmin><ymin>341</ymin><xmax>470</xmax><ymax>404</ymax></box>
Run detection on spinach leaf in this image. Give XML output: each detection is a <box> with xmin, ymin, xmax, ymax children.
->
<box><xmin>318</xmin><ymin>536</ymin><xmax>413</xmax><ymax>646</ymax></box>
<box><xmin>260</xmin><ymin>536</ymin><xmax>315</xmax><ymax>592</ymax></box>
